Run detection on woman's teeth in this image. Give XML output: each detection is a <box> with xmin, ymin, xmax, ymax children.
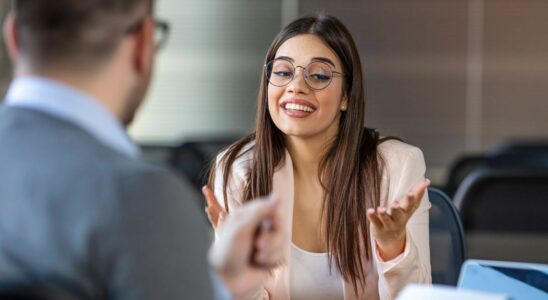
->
<box><xmin>284</xmin><ymin>103</ymin><xmax>315</xmax><ymax>113</ymax></box>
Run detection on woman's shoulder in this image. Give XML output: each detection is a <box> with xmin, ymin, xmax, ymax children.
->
<box><xmin>377</xmin><ymin>138</ymin><xmax>425</xmax><ymax>167</ymax></box>
<box><xmin>216</xmin><ymin>139</ymin><xmax>255</xmax><ymax>177</ymax></box>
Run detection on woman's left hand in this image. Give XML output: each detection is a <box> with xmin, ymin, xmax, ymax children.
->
<box><xmin>366</xmin><ymin>179</ymin><xmax>430</xmax><ymax>261</ymax></box>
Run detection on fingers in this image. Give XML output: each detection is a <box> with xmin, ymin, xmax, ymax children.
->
<box><xmin>248</xmin><ymin>195</ymin><xmax>285</xmax><ymax>267</ymax></box>
<box><xmin>205</xmin><ymin>206</ymin><xmax>216</xmax><ymax>227</ymax></box>
<box><xmin>367</xmin><ymin>208</ymin><xmax>384</xmax><ymax>228</ymax></box>
<box><xmin>400</xmin><ymin>179</ymin><xmax>431</xmax><ymax>213</ymax></box>
<box><xmin>379</xmin><ymin>206</ymin><xmax>393</xmax><ymax>224</ymax></box>
<box><xmin>217</xmin><ymin>211</ymin><xmax>227</xmax><ymax>228</ymax></box>
<box><xmin>265</xmin><ymin>194</ymin><xmax>282</xmax><ymax>230</ymax></box>
<box><xmin>389</xmin><ymin>200</ymin><xmax>404</xmax><ymax>219</ymax></box>
<box><xmin>231</xmin><ymin>195</ymin><xmax>279</xmax><ymax>234</ymax></box>
<box><xmin>202</xmin><ymin>185</ymin><xmax>226</xmax><ymax>229</ymax></box>
<box><xmin>202</xmin><ymin>185</ymin><xmax>224</xmax><ymax>212</ymax></box>
<box><xmin>413</xmin><ymin>178</ymin><xmax>430</xmax><ymax>202</ymax></box>
<box><xmin>370</xmin><ymin>198</ymin><xmax>407</xmax><ymax>227</ymax></box>
<box><xmin>254</xmin><ymin>227</ymin><xmax>285</xmax><ymax>267</ymax></box>
<box><xmin>367</xmin><ymin>179</ymin><xmax>430</xmax><ymax>246</ymax></box>
<box><xmin>212</xmin><ymin>194</ymin><xmax>284</xmax><ymax>271</ymax></box>
<box><xmin>399</xmin><ymin>192</ymin><xmax>415</xmax><ymax>213</ymax></box>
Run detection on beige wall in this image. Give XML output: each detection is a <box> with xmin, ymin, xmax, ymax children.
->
<box><xmin>482</xmin><ymin>0</ymin><xmax>548</xmax><ymax>148</ymax></box>
<box><xmin>299</xmin><ymin>0</ymin><xmax>548</xmax><ymax>184</ymax></box>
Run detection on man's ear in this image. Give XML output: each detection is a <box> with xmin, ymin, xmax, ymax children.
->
<box><xmin>3</xmin><ymin>11</ymin><xmax>19</xmax><ymax>63</ymax></box>
<box><xmin>132</xmin><ymin>17</ymin><xmax>154</xmax><ymax>74</ymax></box>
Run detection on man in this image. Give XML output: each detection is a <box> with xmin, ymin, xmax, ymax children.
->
<box><xmin>0</xmin><ymin>1</ymin><xmax>284</xmax><ymax>299</ymax></box>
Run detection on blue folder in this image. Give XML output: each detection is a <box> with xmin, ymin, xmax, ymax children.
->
<box><xmin>458</xmin><ymin>259</ymin><xmax>548</xmax><ymax>300</ymax></box>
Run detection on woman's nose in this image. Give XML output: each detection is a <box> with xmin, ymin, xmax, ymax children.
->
<box><xmin>287</xmin><ymin>66</ymin><xmax>310</xmax><ymax>94</ymax></box>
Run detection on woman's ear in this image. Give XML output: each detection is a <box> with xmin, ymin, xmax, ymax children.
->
<box><xmin>3</xmin><ymin>11</ymin><xmax>20</xmax><ymax>63</ymax></box>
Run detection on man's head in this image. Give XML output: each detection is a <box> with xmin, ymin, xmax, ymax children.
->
<box><xmin>3</xmin><ymin>0</ymin><xmax>158</xmax><ymax>125</ymax></box>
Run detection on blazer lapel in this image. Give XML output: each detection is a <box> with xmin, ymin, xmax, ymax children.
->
<box><xmin>267</xmin><ymin>150</ymin><xmax>295</xmax><ymax>299</ymax></box>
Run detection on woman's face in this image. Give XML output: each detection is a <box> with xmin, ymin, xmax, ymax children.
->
<box><xmin>267</xmin><ymin>34</ymin><xmax>347</xmax><ymax>140</ymax></box>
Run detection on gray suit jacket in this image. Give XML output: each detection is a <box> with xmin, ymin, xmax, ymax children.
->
<box><xmin>0</xmin><ymin>106</ymin><xmax>215</xmax><ymax>300</ymax></box>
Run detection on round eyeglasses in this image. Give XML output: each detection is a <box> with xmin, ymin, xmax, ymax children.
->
<box><xmin>153</xmin><ymin>20</ymin><xmax>170</xmax><ymax>51</ymax></box>
<box><xmin>264</xmin><ymin>58</ymin><xmax>345</xmax><ymax>90</ymax></box>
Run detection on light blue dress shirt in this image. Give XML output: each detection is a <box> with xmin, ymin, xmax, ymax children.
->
<box><xmin>5</xmin><ymin>76</ymin><xmax>140</xmax><ymax>158</ymax></box>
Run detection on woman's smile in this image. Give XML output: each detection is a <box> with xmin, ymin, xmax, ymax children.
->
<box><xmin>281</xmin><ymin>99</ymin><xmax>317</xmax><ymax>118</ymax></box>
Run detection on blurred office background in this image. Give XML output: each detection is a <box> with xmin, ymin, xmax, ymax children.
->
<box><xmin>134</xmin><ymin>0</ymin><xmax>548</xmax><ymax>186</ymax></box>
<box><xmin>1</xmin><ymin>0</ymin><xmax>547</xmax><ymax>270</ymax></box>
<box><xmin>2</xmin><ymin>0</ymin><xmax>547</xmax><ymax>184</ymax></box>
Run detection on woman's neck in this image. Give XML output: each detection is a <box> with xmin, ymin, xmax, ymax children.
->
<box><xmin>285</xmin><ymin>131</ymin><xmax>337</xmax><ymax>178</ymax></box>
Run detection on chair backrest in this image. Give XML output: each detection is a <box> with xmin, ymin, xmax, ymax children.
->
<box><xmin>0</xmin><ymin>282</ymin><xmax>53</xmax><ymax>300</ymax></box>
<box><xmin>454</xmin><ymin>169</ymin><xmax>548</xmax><ymax>233</ymax></box>
<box><xmin>488</xmin><ymin>140</ymin><xmax>548</xmax><ymax>157</ymax></box>
<box><xmin>170</xmin><ymin>137</ymin><xmax>238</xmax><ymax>191</ymax></box>
<box><xmin>444</xmin><ymin>141</ymin><xmax>548</xmax><ymax>198</ymax></box>
<box><xmin>488</xmin><ymin>151</ymin><xmax>548</xmax><ymax>171</ymax></box>
<box><xmin>139</xmin><ymin>144</ymin><xmax>177</xmax><ymax>166</ymax></box>
<box><xmin>454</xmin><ymin>169</ymin><xmax>548</xmax><ymax>264</ymax></box>
<box><xmin>444</xmin><ymin>155</ymin><xmax>489</xmax><ymax>197</ymax></box>
<box><xmin>428</xmin><ymin>188</ymin><xmax>466</xmax><ymax>286</ymax></box>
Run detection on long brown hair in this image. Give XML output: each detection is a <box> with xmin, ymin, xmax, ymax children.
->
<box><xmin>210</xmin><ymin>14</ymin><xmax>386</xmax><ymax>292</ymax></box>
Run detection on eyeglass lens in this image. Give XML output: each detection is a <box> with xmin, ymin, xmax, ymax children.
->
<box><xmin>154</xmin><ymin>21</ymin><xmax>170</xmax><ymax>50</ymax></box>
<box><xmin>266</xmin><ymin>59</ymin><xmax>335</xmax><ymax>90</ymax></box>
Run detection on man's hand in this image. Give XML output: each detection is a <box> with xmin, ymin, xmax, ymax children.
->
<box><xmin>204</xmin><ymin>186</ymin><xmax>285</xmax><ymax>299</ymax></box>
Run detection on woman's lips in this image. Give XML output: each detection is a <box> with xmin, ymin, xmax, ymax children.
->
<box><xmin>280</xmin><ymin>100</ymin><xmax>316</xmax><ymax>118</ymax></box>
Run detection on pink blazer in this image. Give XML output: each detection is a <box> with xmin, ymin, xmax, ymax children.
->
<box><xmin>213</xmin><ymin>139</ymin><xmax>431</xmax><ymax>300</ymax></box>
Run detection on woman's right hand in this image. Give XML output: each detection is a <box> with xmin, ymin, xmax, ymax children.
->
<box><xmin>202</xmin><ymin>186</ymin><xmax>227</xmax><ymax>231</ymax></box>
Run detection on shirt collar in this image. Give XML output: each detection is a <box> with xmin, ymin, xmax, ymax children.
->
<box><xmin>5</xmin><ymin>76</ymin><xmax>140</xmax><ymax>158</ymax></box>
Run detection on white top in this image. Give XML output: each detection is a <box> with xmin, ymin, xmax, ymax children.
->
<box><xmin>290</xmin><ymin>243</ymin><xmax>344</xmax><ymax>300</ymax></box>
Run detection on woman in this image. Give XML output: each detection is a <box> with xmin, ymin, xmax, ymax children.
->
<box><xmin>204</xmin><ymin>14</ymin><xmax>431</xmax><ymax>300</ymax></box>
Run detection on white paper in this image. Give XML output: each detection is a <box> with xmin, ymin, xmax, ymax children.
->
<box><xmin>397</xmin><ymin>284</ymin><xmax>509</xmax><ymax>300</ymax></box>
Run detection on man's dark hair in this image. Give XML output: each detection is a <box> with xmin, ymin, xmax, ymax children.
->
<box><xmin>14</xmin><ymin>0</ymin><xmax>153</xmax><ymax>70</ymax></box>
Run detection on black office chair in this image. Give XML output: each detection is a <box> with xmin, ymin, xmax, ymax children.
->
<box><xmin>487</xmin><ymin>140</ymin><xmax>548</xmax><ymax>171</ymax></box>
<box><xmin>428</xmin><ymin>188</ymin><xmax>466</xmax><ymax>286</ymax></box>
<box><xmin>170</xmin><ymin>137</ymin><xmax>239</xmax><ymax>191</ymax></box>
<box><xmin>444</xmin><ymin>150</ymin><xmax>548</xmax><ymax>198</ymax></box>
<box><xmin>444</xmin><ymin>155</ymin><xmax>488</xmax><ymax>197</ymax></box>
<box><xmin>0</xmin><ymin>282</ymin><xmax>53</xmax><ymax>300</ymax></box>
<box><xmin>488</xmin><ymin>140</ymin><xmax>548</xmax><ymax>158</ymax></box>
<box><xmin>139</xmin><ymin>144</ymin><xmax>177</xmax><ymax>166</ymax></box>
<box><xmin>454</xmin><ymin>169</ymin><xmax>548</xmax><ymax>263</ymax></box>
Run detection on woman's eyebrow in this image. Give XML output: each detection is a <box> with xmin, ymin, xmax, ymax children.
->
<box><xmin>273</xmin><ymin>56</ymin><xmax>337</xmax><ymax>68</ymax></box>
<box><xmin>311</xmin><ymin>57</ymin><xmax>336</xmax><ymax>67</ymax></box>
<box><xmin>274</xmin><ymin>56</ymin><xmax>294</xmax><ymax>62</ymax></box>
